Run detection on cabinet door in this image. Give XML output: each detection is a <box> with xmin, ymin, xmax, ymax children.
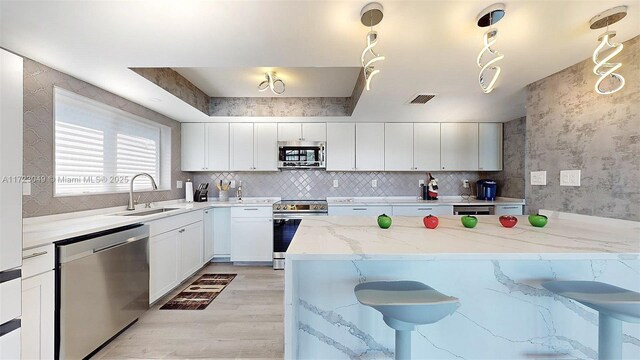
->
<box><xmin>21</xmin><ymin>271</ymin><xmax>54</xmax><ymax>360</ymax></box>
<box><xmin>0</xmin><ymin>328</ymin><xmax>20</xmax><ymax>360</ymax></box>
<box><xmin>181</xmin><ymin>123</ymin><xmax>206</xmax><ymax>171</ymax></box>
<box><xmin>326</xmin><ymin>123</ymin><xmax>356</xmax><ymax>171</ymax></box>
<box><xmin>213</xmin><ymin>208</ymin><xmax>231</xmax><ymax>256</ymax></box>
<box><xmin>356</xmin><ymin>123</ymin><xmax>385</xmax><ymax>171</ymax></box>
<box><xmin>231</xmin><ymin>217</ymin><xmax>273</xmax><ymax>262</ymax></box>
<box><xmin>414</xmin><ymin>123</ymin><xmax>441</xmax><ymax>171</ymax></box>
<box><xmin>385</xmin><ymin>123</ymin><xmax>414</xmax><ymax>171</ymax></box>
<box><xmin>328</xmin><ymin>205</ymin><xmax>393</xmax><ymax>216</ymax></box>
<box><xmin>277</xmin><ymin>123</ymin><xmax>302</xmax><ymax>141</ymax></box>
<box><xmin>180</xmin><ymin>222</ymin><xmax>204</xmax><ymax>280</ymax></box>
<box><xmin>149</xmin><ymin>230</ymin><xmax>180</xmax><ymax>303</ymax></box>
<box><xmin>302</xmin><ymin>123</ymin><xmax>326</xmax><ymax>141</ymax></box>
<box><xmin>203</xmin><ymin>209</ymin><xmax>215</xmax><ymax>262</ymax></box>
<box><xmin>0</xmin><ymin>49</ymin><xmax>23</xmax><ymax>273</ymax></box>
<box><xmin>254</xmin><ymin>123</ymin><xmax>278</xmax><ymax>171</ymax></box>
<box><xmin>440</xmin><ymin>123</ymin><xmax>479</xmax><ymax>170</ymax></box>
<box><xmin>230</xmin><ymin>123</ymin><xmax>254</xmax><ymax>171</ymax></box>
<box><xmin>478</xmin><ymin>123</ymin><xmax>503</xmax><ymax>171</ymax></box>
<box><xmin>206</xmin><ymin>123</ymin><xmax>229</xmax><ymax>171</ymax></box>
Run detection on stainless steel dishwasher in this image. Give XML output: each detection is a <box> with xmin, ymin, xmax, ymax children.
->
<box><xmin>56</xmin><ymin>224</ymin><xmax>149</xmax><ymax>360</ymax></box>
<box><xmin>453</xmin><ymin>205</ymin><xmax>495</xmax><ymax>215</ymax></box>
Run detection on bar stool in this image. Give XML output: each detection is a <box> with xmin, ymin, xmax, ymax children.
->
<box><xmin>354</xmin><ymin>281</ymin><xmax>459</xmax><ymax>360</ymax></box>
<box><xmin>543</xmin><ymin>281</ymin><xmax>640</xmax><ymax>360</ymax></box>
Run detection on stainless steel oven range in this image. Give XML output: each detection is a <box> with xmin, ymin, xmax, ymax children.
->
<box><xmin>272</xmin><ymin>200</ymin><xmax>328</xmax><ymax>269</ymax></box>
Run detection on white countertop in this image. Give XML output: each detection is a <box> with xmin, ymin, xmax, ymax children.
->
<box><xmin>22</xmin><ymin>197</ymin><xmax>279</xmax><ymax>249</ymax></box>
<box><xmin>326</xmin><ymin>196</ymin><xmax>525</xmax><ymax>206</ymax></box>
<box><xmin>286</xmin><ymin>211</ymin><xmax>640</xmax><ymax>261</ymax></box>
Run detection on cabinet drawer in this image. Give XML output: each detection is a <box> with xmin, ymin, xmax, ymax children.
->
<box><xmin>230</xmin><ymin>206</ymin><xmax>272</xmax><ymax>218</ymax></box>
<box><xmin>22</xmin><ymin>244</ymin><xmax>55</xmax><ymax>279</ymax></box>
<box><xmin>495</xmin><ymin>205</ymin><xmax>523</xmax><ymax>216</ymax></box>
<box><xmin>392</xmin><ymin>205</ymin><xmax>453</xmax><ymax>216</ymax></box>
<box><xmin>147</xmin><ymin>210</ymin><xmax>204</xmax><ymax>237</ymax></box>
<box><xmin>0</xmin><ymin>274</ymin><xmax>21</xmax><ymax>325</ymax></box>
<box><xmin>328</xmin><ymin>205</ymin><xmax>393</xmax><ymax>217</ymax></box>
<box><xmin>0</xmin><ymin>326</ymin><xmax>20</xmax><ymax>360</ymax></box>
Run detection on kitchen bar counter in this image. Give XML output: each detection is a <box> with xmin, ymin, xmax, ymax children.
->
<box><xmin>285</xmin><ymin>211</ymin><xmax>640</xmax><ymax>359</ymax></box>
<box><xmin>22</xmin><ymin>197</ymin><xmax>279</xmax><ymax>249</ymax></box>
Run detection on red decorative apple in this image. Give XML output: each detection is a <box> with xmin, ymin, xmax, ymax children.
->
<box><xmin>423</xmin><ymin>215</ymin><xmax>439</xmax><ymax>229</ymax></box>
<box><xmin>499</xmin><ymin>215</ymin><xmax>518</xmax><ymax>228</ymax></box>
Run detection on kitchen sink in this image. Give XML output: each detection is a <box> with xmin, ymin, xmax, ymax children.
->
<box><xmin>112</xmin><ymin>208</ymin><xmax>181</xmax><ymax>216</ymax></box>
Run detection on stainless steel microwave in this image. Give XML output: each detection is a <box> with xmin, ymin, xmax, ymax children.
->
<box><xmin>278</xmin><ymin>141</ymin><xmax>326</xmax><ymax>169</ymax></box>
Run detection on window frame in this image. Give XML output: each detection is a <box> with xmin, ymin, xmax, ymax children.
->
<box><xmin>52</xmin><ymin>87</ymin><xmax>172</xmax><ymax>197</ymax></box>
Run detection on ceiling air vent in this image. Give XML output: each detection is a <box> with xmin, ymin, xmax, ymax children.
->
<box><xmin>408</xmin><ymin>93</ymin><xmax>436</xmax><ymax>104</ymax></box>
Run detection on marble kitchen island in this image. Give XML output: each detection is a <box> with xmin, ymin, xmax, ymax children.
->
<box><xmin>284</xmin><ymin>211</ymin><xmax>640</xmax><ymax>359</ymax></box>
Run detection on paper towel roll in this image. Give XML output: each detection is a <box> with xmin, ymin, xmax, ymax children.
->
<box><xmin>185</xmin><ymin>179</ymin><xmax>194</xmax><ymax>203</ymax></box>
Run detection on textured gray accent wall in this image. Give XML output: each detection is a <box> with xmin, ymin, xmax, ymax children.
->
<box><xmin>488</xmin><ymin>117</ymin><xmax>526</xmax><ymax>199</ymax></box>
<box><xmin>209</xmin><ymin>97</ymin><xmax>352</xmax><ymax>117</ymax></box>
<box><xmin>131</xmin><ymin>67</ymin><xmax>211</xmax><ymax>115</ymax></box>
<box><xmin>525</xmin><ymin>35</ymin><xmax>639</xmax><ymax>221</ymax></box>
<box><xmin>192</xmin><ymin>171</ymin><xmax>481</xmax><ymax>200</ymax></box>
<box><xmin>23</xmin><ymin>58</ymin><xmax>189</xmax><ymax>218</ymax></box>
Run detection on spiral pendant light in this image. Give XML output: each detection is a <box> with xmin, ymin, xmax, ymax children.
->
<box><xmin>360</xmin><ymin>3</ymin><xmax>385</xmax><ymax>91</ymax></box>
<box><xmin>258</xmin><ymin>72</ymin><xmax>285</xmax><ymax>95</ymax></box>
<box><xmin>590</xmin><ymin>6</ymin><xmax>627</xmax><ymax>95</ymax></box>
<box><xmin>476</xmin><ymin>4</ymin><xmax>505</xmax><ymax>94</ymax></box>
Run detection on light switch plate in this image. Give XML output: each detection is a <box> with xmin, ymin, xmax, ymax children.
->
<box><xmin>371</xmin><ymin>179</ymin><xmax>377</xmax><ymax>187</ymax></box>
<box><xmin>230</xmin><ymin>180</ymin><xmax>236</xmax><ymax>188</ymax></box>
<box><xmin>176</xmin><ymin>180</ymin><xmax>183</xmax><ymax>189</ymax></box>
<box><xmin>22</xmin><ymin>181</ymin><xmax>31</xmax><ymax>196</ymax></box>
<box><xmin>333</xmin><ymin>179</ymin><xmax>339</xmax><ymax>188</ymax></box>
<box><xmin>531</xmin><ymin>171</ymin><xmax>547</xmax><ymax>186</ymax></box>
<box><xmin>418</xmin><ymin>179</ymin><xmax>425</xmax><ymax>186</ymax></box>
<box><xmin>560</xmin><ymin>170</ymin><xmax>581</xmax><ymax>186</ymax></box>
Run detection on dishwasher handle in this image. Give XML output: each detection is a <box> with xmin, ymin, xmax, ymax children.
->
<box><xmin>58</xmin><ymin>224</ymin><xmax>149</xmax><ymax>264</ymax></box>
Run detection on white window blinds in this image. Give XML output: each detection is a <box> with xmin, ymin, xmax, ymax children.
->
<box><xmin>54</xmin><ymin>87</ymin><xmax>165</xmax><ymax>196</ymax></box>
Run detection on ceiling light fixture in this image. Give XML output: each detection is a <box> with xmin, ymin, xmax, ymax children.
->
<box><xmin>360</xmin><ymin>2</ymin><xmax>385</xmax><ymax>91</ymax></box>
<box><xmin>476</xmin><ymin>3</ymin><xmax>505</xmax><ymax>94</ymax></box>
<box><xmin>258</xmin><ymin>72</ymin><xmax>285</xmax><ymax>95</ymax></box>
<box><xmin>590</xmin><ymin>6</ymin><xmax>627</xmax><ymax>95</ymax></box>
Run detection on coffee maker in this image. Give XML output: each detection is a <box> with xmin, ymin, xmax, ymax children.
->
<box><xmin>476</xmin><ymin>179</ymin><xmax>497</xmax><ymax>201</ymax></box>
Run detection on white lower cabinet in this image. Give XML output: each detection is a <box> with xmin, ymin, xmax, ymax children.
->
<box><xmin>148</xmin><ymin>214</ymin><xmax>204</xmax><ymax>304</ymax></box>
<box><xmin>0</xmin><ymin>327</ymin><xmax>20</xmax><ymax>360</ymax></box>
<box><xmin>230</xmin><ymin>207</ymin><xmax>273</xmax><ymax>262</ymax></box>
<box><xmin>392</xmin><ymin>205</ymin><xmax>454</xmax><ymax>216</ymax></box>
<box><xmin>21</xmin><ymin>271</ymin><xmax>54</xmax><ymax>360</ymax></box>
<box><xmin>212</xmin><ymin>208</ymin><xmax>231</xmax><ymax>257</ymax></box>
<box><xmin>203</xmin><ymin>209</ymin><xmax>215</xmax><ymax>261</ymax></box>
<box><xmin>328</xmin><ymin>205</ymin><xmax>393</xmax><ymax>217</ymax></box>
<box><xmin>495</xmin><ymin>205</ymin><xmax>524</xmax><ymax>215</ymax></box>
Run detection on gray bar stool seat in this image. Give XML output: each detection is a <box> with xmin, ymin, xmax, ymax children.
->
<box><xmin>354</xmin><ymin>281</ymin><xmax>459</xmax><ymax>360</ymax></box>
<box><xmin>543</xmin><ymin>281</ymin><xmax>640</xmax><ymax>360</ymax></box>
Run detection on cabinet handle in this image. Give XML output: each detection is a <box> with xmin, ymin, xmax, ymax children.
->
<box><xmin>22</xmin><ymin>251</ymin><xmax>48</xmax><ymax>260</ymax></box>
<box><xmin>179</xmin><ymin>229</ymin><xmax>186</xmax><ymax>233</ymax></box>
<box><xmin>442</xmin><ymin>167</ymin><xmax>445</xmax><ymax>169</ymax></box>
<box><xmin>352</xmin><ymin>208</ymin><xmax>367</xmax><ymax>211</ymax></box>
<box><xmin>502</xmin><ymin>206</ymin><xmax>519</xmax><ymax>209</ymax></box>
<box><xmin>417</xmin><ymin>208</ymin><xmax>433</xmax><ymax>211</ymax></box>
<box><xmin>244</xmin><ymin>208</ymin><xmax>259</xmax><ymax>211</ymax></box>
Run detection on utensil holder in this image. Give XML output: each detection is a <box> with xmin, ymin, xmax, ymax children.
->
<box><xmin>218</xmin><ymin>190</ymin><xmax>229</xmax><ymax>202</ymax></box>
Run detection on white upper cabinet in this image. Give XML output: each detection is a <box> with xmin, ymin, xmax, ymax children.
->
<box><xmin>253</xmin><ymin>123</ymin><xmax>278</xmax><ymax>171</ymax></box>
<box><xmin>478</xmin><ymin>123</ymin><xmax>503</xmax><ymax>171</ymax></box>
<box><xmin>384</xmin><ymin>123</ymin><xmax>414</xmax><ymax>171</ymax></box>
<box><xmin>440</xmin><ymin>123</ymin><xmax>479</xmax><ymax>171</ymax></box>
<box><xmin>414</xmin><ymin>123</ymin><xmax>441</xmax><ymax>171</ymax></box>
<box><xmin>302</xmin><ymin>123</ymin><xmax>326</xmax><ymax>141</ymax></box>
<box><xmin>277</xmin><ymin>123</ymin><xmax>326</xmax><ymax>142</ymax></box>
<box><xmin>356</xmin><ymin>123</ymin><xmax>385</xmax><ymax>171</ymax></box>
<box><xmin>326</xmin><ymin>123</ymin><xmax>356</xmax><ymax>171</ymax></box>
<box><xmin>182</xmin><ymin>123</ymin><xmax>229</xmax><ymax>171</ymax></box>
<box><xmin>206</xmin><ymin>123</ymin><xmax>230</xmax><ymax>171</ymax></box>
<box><xmin>230</xmin><ymin>123</ymin><xmax>254</xmax><ymax>171</ymax></box>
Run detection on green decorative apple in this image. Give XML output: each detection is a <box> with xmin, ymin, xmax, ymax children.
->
<box><xmin>528</xmin><ymin>214</ymin><xmax>548</xmax><ymax>227</ymax></box>
<box><xmin>461</xmin><ymin>215</ymin><xmax>478</xmax><ymax>228</ymax></box>
<box><xmin>377</xmin><ymin>214</ymin><xmax>392</xmax><ymax>229</ymax></box>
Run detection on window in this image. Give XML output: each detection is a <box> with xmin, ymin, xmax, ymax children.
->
<box><xmin>54</xmin><ymin>87</ymin><xmax>171</xmax><ymax>196</ymax></box>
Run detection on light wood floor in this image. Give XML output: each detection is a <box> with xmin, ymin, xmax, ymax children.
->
<box><xmin>93</xmin><ymin>263</ymin><xmax>284</xmax><ymax>359</ymax></box>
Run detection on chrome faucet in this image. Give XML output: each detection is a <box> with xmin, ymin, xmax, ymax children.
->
<box><xmin>127</xmin><ymin>173</ymin><xmax>158</xmax><ymax>210</ymax></box>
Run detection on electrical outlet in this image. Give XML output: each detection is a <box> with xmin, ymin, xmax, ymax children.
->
<box><xmin>463</xmin><ymin>180</ymin><xmax>469</xmax><ymax>188</ymax></box>
<box><xmin>418</xmin><ymin>179</ymin><xmax>425</xmax><ymax>186</ymax></box>
<box><xmin>176</xmin><ymin>180</ymin><xmax>183</xmax><ymax>189</ymax></box>
<box><xmin>230</xmin><ymin>180</ymin><xmax>236</xmax><ymax>188</ymax></box>
<box><xmin>371</xmin><ymin>179</ymin><xmax>377</xmax><ymax>187</ymax></box>
<box><xmin>560</xmin><ymin>170</ymin><xmax>581</xmax><ymax>186</ymax></box>
<box><xmin>333</xmin><ymin>179</ymin><xmax>339</xmax><ymax>188</ymax></box>
<box><xmin>531</xmin><ymin>171</ymin><xmax>547</xmax><ymax>186</ymax></box>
